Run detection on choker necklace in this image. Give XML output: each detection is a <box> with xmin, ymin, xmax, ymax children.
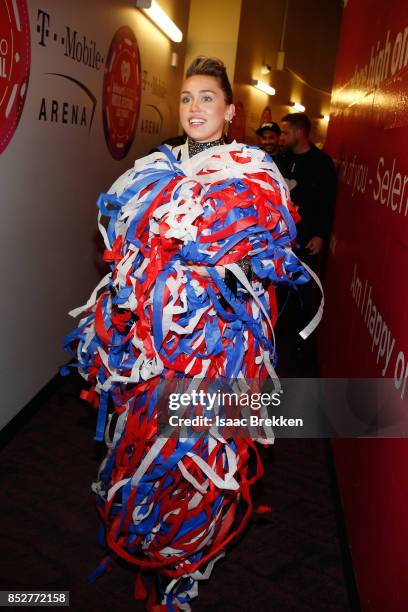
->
<box><xmin>187</xmin><ymin>136</ymin><xmax>225</xmax><ymax>158</ymax></box>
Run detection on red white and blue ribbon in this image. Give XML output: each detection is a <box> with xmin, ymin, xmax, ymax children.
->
<box><xmin>63</xmin><ymin>142</ymin><xmax>321</xmax><ymax>610</ymax></box>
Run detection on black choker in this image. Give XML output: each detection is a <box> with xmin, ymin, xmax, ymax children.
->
<box><xmin>187</xmin><ymin>137</ymin><xmax>225</xmax><ymax>158</ymax></box>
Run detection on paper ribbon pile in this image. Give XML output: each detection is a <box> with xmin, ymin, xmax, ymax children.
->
<box><xmin>63</xmin><ymin>143</ymin><xmax>314</xmax><ymax>610</ymax></box>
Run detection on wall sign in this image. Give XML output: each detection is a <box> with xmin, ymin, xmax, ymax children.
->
<box><xmin>321</xmin><ymin>2</ymin><xmax>408</xmax><ymax>609</ymax></box>
<box><xmin>102</xmin><ymin>26</ymin><xmax>141</xmax><ymax>160</ymax></box>
<box><xmin>0</xmin><ymin>0</ymin><xmax>30</xmax><ymax>154</ymax></box>
<box><xmin>35</xmin><ymin>9</ymin><xmax>103</xmax><ymax>133</ymax></box>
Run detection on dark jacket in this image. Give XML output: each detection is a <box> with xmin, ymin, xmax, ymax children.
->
<box><xmin>279</xmin><ymin>144</ymin><xmax>337</xmax><ymax>245</ymax></box>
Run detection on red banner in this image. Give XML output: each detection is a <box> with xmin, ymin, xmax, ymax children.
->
<box><xmin>0</xmin><ymin>0</ymin><xmax>30</xmax><ymax>154</ymax></box>
<box><xmin>321</xmin><ymin>1</ymin><xmax>408</xmax><ymax>609</ymax></box>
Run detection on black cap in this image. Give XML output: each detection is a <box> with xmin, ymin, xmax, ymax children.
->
<box><xmin>256</xmin><ymin>122</ymin><xmax>281</xmax><ymax>136</ymax></box>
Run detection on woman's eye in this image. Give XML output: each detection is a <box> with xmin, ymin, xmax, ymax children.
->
<box><xmin>181</xmin><ymin>96</ymin><xmax>191</xmax><ymax>104</ymax></box>
<box><xmin>202</xmin><ymin>95</ymin><xmax>213</xmax><ymax>102</ymax></box>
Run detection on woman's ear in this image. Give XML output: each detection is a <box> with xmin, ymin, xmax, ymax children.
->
<box><xmin>225</xmin><ymin>104</ymin><xmax>236</xmax><ymax>123</ymax></box>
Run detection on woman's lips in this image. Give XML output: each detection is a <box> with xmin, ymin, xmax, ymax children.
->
<box><xmin>189</xmin><ymin>118</ymin><xmax>205</xmax><ymax>126</ymax></box>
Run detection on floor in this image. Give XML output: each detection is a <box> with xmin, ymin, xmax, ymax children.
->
<box><xmin>0</xmin><ymin>371</ymin><xmax>356</xmax><ymax>611</ymax></box>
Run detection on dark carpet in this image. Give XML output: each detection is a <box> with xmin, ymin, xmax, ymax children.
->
<box><xmin>0</xmin><ymin>373</ymin><xmax>355</xmax><ymax>611</ymax></box>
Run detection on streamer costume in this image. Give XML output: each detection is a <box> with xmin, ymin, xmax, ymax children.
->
<box><xmin>64</xmin><ymin>141</ymin><xmax>317</xmax><ymax>610</ymax></box>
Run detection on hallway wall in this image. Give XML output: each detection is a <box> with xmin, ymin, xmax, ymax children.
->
<box><xmin>184</xmin><ymin>0</ymin><xmax>242</xmax><ymax>82</ymax></box>
<box><xmin>320</xmin><ymin>0</ymin><xmax>408</xmax><ymax>608</ymax></box>
<box><xmin>0</xmin><ymin>0</ymin><xmax>190</xmax><ymax>429</ymax></box>
<box><xmin>232</xmin><ymin>0</ymin><xmax>342</xmax><ymax>145</ymax></box>
<box><xmin>1</xmin><ymin>0</ymin><xmax>343</xmax><ymax>432</ymax></box>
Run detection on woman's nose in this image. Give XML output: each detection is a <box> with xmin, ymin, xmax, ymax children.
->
<box><xmin>190</xmin><ymin>97</ymin><xmax>201</xmax><ymax>112</ymax></box>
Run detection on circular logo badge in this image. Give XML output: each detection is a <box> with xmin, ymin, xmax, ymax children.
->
<box><xmin>102</xmin><ymin>26</ymin><xmax>141</xmax><ymax>160</ymax></box>
<box><xmin>0</xmin><ymin>0</ymin><xmax>30</xmax><ymax>154</ymax></box>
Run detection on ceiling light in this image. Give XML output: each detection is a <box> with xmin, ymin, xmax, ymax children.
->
<box><xmin>291</xmin><ymin>101</ymin><xmax>305</xmax><ymax>112</ymax></box>
<box><xmin>138</xmin><ymin>0</ymin><xmax>183</xmax><ymax>43</ymax></box>
<box><xmin>252</xmin><ymin>80</ymin><xmax>276</xmax><ymax>96</ymax></box>
<box><xmin>322</xmin><ymin>114</ymin><xmax>330</xmax><ymax>122</ymax></box>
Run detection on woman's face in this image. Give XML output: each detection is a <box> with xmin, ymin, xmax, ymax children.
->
<box><xmin>179</xmin><ymin>75</ymin><xmax>235</xmax><ymax>142</ymax></box>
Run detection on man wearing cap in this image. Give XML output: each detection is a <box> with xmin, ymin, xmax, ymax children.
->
<box><xmin>256</xmin><ymin>122</ymin><xmax>285</xmax><ymax>169</ymax></box>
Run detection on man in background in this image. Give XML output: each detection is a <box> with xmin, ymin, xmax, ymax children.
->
<box><xmin>279</xmin><ymin>113</ymin><xmax>336</xmax><ymax>263</ymax></box>
<box><xmin>277</xmin><ymin>113</ymin><xmax>337</xmax><ymax>374</ymax></box>
<box><xmin>256</xmin><ymin>122</ymin><xmax>285</xmax><ymax>170</ymax></box>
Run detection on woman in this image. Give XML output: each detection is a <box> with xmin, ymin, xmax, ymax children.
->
<box><xmin>65</xmin><ymin>57</ymin><xmax>317</xmax><ymax>610</ymax></box>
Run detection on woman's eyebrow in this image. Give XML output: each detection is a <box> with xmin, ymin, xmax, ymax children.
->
<box><xmin>180</xmin><ymin>90</ymin><xmax>216</xmax><ymax>94</ymax></box>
